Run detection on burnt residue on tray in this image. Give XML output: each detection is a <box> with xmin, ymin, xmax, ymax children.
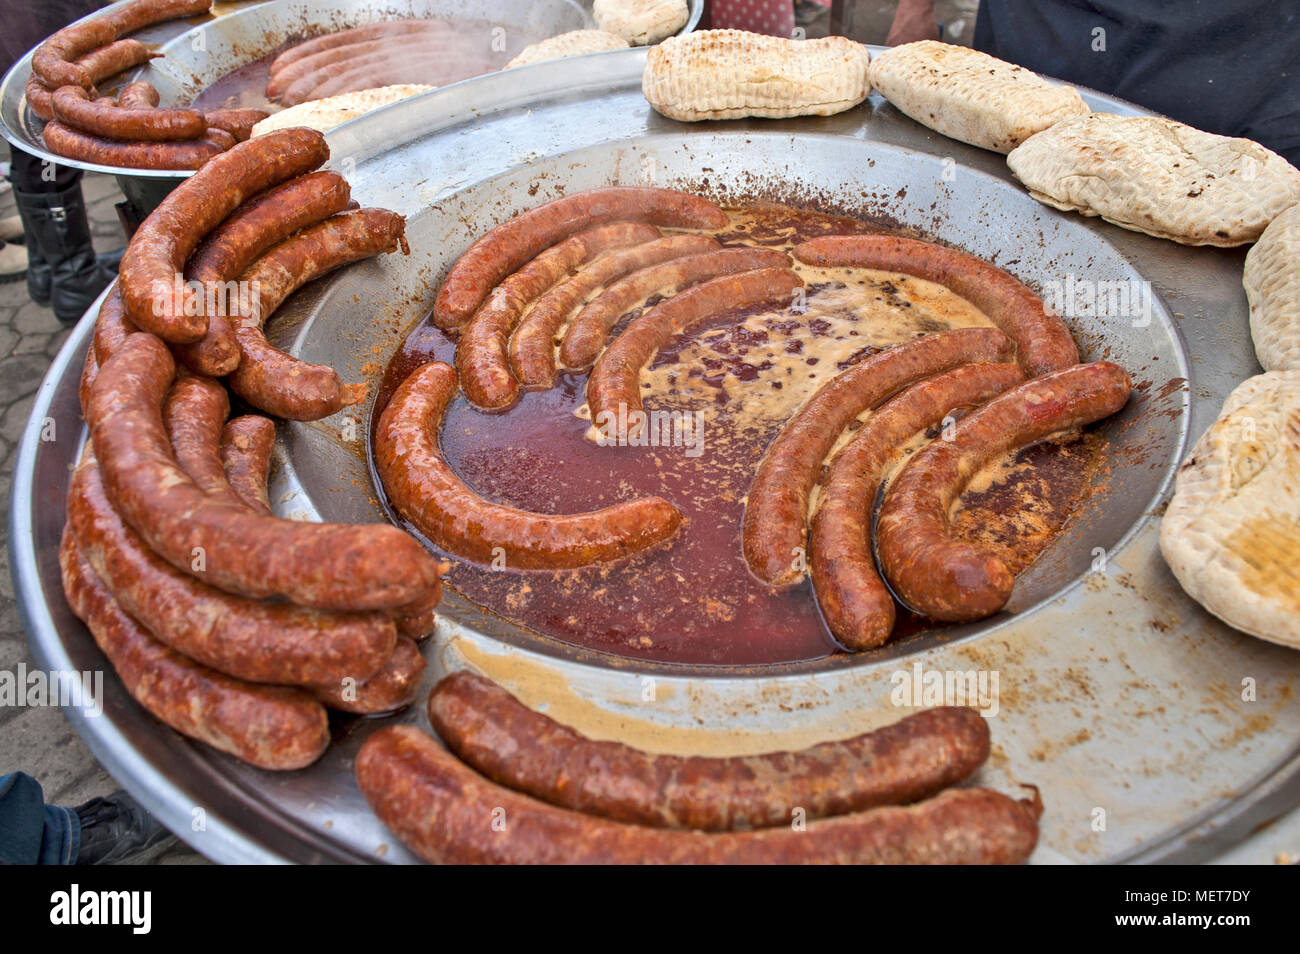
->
<box><xmin>372</xmin><ymin>203</ymin><xmax>1113</xmax><ymax>666</ymax></box>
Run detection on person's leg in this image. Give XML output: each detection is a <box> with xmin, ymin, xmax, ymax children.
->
<box><xmin>0</xmin><ymin>772</ymin><xmax>80</xmax><ymax>865</ymax></box>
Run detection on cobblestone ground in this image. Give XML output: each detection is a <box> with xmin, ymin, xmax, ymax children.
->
<box><xmin>1</xmin><ymin>150</ymin><xmax>203</xmax><ymax>863</ymax></box>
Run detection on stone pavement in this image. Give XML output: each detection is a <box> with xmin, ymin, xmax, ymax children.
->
<box><xmin>0</xmin><ymin>147</ymin><xmax>203</xmax><ymax>863</ymax></box>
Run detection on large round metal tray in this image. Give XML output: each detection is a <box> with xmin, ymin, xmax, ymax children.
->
<box><xmin>12</xmin><ymin>48</ymin><xmax>1300</xmax><ymax>864</ymax></box>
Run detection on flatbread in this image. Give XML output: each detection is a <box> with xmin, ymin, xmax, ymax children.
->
<box><xmin>250</xmin><ymin>85</ymin><xmax>433</xmax><ymax>137</ymax></box>
<box><xmin>1160</xmin><ymin>370</ymin><xmax>1300</xmax><ymax>649</ymax></box>
<box><xmin>1244</xmin><ymin>203</ymin><xmax>1300</xmax><ymax>371</ymax></box>
<box><xmin>506</xmin><ymin>30</ymin><xmax>629</xmax><ymax>69</ymax></box>
<box><xmin>594</xmin><ymin>0</ymin><xmax>688</xmax><ymax>46</ymax></box>
<box><xmin>868</xmin><ymin>40</ymin><xmax>1089</xmax><ymax>153</ymax></box>
<box><xmin>1007</xmin><ymin>113</ymin><xmax>1300</xmax><ymax>246</ymax></box>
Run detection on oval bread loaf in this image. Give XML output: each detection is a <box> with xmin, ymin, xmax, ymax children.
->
<box><xmin>1160</xmin><ymin>370</ymin><xmax>1300</xmax><ymax>649</ymax></box>
<box><xmin>251</xmin><ymin>85</ymin><xmax>433</xmax><ymax>137</ymax></box>
<box><xmin>1244</xmin><ymin>203</ymin><xmax>1300</xmax><ymax>371</ymax></box>
<box><xmin>1007</xmin><ymin>113</ymin><xmax>1300</xmax><ymax>246</ymax></box>
<box><xmin>595</xmin><ymin>0</ymin><xmax>689</xmax><ymax>46</ymax></box>
<box><xmin>868</xmin><ymin>40</ymin><xmax>1088</xmax><ymax>153</ymax></box>
<box><xmin>643</xmin><ymin>30</ymin><xmax>872</xmax><ymax>122</ymax></box>
<box><xmin>507</xmin><ymin>30</ymin><xmax>629</xmax><ymax>69</ymax></box>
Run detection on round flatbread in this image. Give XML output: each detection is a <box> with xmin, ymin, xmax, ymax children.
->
<box><xmin>1007</xmin><ymin>113</ymin><xmax>1300</xmax><ymax>247</ymax></box>
<box><xmin>868</xmin><ymin>40</ymin><xmax>1089</xmax><ymax>153</ymax></box>
<box><xmin>594</xmin><ymin>0</ymin><xmax>688</xmax><ymax>46</ymax></box>
<box><xmin>506</xmin><ymin>30</ymin><xmax>629</xmax><ymax>69</ymax></box>
<box><xmin>1160</xmin><ymin>370</ymin><xmax>1300</xmax><ymax>649</ymax></box>
<box><xmin>250</xmin><ymin>85</ymin><xmax>433</xmax><ymax>137</ymax></box>
<box><xmin>1244</xmin><ymin>203</ymin><xmax>1300</xmax><ymax>372</ymax></box>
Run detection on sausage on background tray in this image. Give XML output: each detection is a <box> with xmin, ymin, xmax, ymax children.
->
<box><xmin>792</xmin><ymin>235</ymin><xmax>1080</xmax><ymax>377</ymax></box>
<box><xmin>433</xmin><ymin>187</ymin><xmax>730</xmax><ymax>330</ymax></box>
<box><xmin>877</xmin><ymin>360</ymin><xmax>1133</xmax><ymax>622</ymax></box>
<box><xmin>560</xmin><ymin>246</ymin><xmax>791</xmax><ymax>371</ymax></box>
<box><xmin>376</xmin><ymin>361</ymin><xmax>682</xmax><ymax>569</ymax></box>
<box><xmin>510</xmin><ymin>233</ymin><xmax>721</xmax><ymax>389</ymax></box>
<box><xmin>59</xmin><ymin>527</ymin><xmax>331</xmax><ymax>771</ymax></box>
<box><xmin>41</xmin><ymin>121</ymin><xmax>222</xmax><ymax>171</ymax></box>
<box><xmin>87</xmin><ymin>333</ymin><xmax>441</xmax><ymax>611</ymax></box>
<box><xmin>741</xmin><ymin>327</ymin><xmax>1016</xmax><ymax>588</ymax></box>
<box><xmin>202</xmin><ymin>107</ymin><xmax>269</xmax><ymax>142</ymax></box>
<box><xmin>586</xmin><ymin>267</ymin><xmax>804</xmax><ymax>423</ymax></box>
<box><xmin>226</xmin><ymin>208</ymin><xmax>407</xmax><ymax>421</ymax></box>
<box><xmin>51</xmin><ymin>86</ymin><xmax>205</xmax><ymax>141</ymax></box>
<box><xmin>810</xmin><ymin>362</ymin><xmax>1026</xmax><ymax>650</ymax></box>
<box><xmin>429</xmin><ymin>670</ymin><xmax>992</xmax><ymax>830</ymax></box>
<box><xmin>456</xmin><ymin>222</ymin><xmax>661</xmax><ymax>410</ymax></box>
<box><xmin>356</xmin><ymin>724</ymin><xmax>1042</xmax><ymax>864</ymax></box>
<box><xmin>267</xmin><ymin>19</ymin><xmax>451</xmax><ymax>75</ymax></box>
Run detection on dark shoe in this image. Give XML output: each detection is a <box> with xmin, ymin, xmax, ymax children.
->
<box><xmin>15</xmin><ymin>183</ymin><xmax>122</xmax><ymax>325</ymax></box>
<box><xmin>74</xmin><ymin>790</ymin><xmax>178</xmax><ymax>865</ymax></box>
<box><xmin>13</xmin><ymin>192</ymin><xmax>52</xmax><ymax>305</ymax></box>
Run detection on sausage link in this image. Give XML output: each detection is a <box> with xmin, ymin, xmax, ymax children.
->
<box><xmin>562</xmin><ymin>246</ymin><xmax>790</xmax><ymax>370</ymax></box>
<box><xmin>59</xmin><ymin>527</ymin><xmax>331</xmax><ymax>771</ymax></box>
<box><xmin>162</xmin><ymin>373</ymin><xmax>242</xmax><ymax>506</ymax></box>
<box><xmin>77</xmin><ymin>39</ymin><xmax>160</xmax><ymax>85</ymax></box>
<box><xmin>877</xmin><ymin>361</ymin><xmax>1132</xmax><ymax>621</ymax></box>
<box><xmin>53</xmin><ymin>86</ymin><xmax>205</xmax><ymax>141</ymax></box>
<box><xmin>101</xmin><ymin>0</ymin><xmax>212</xmax><ymax>38</ymax></box>
<box><xmin>117</xmin><ymin>81</ymin><xmax>159</xmax><ymax>109</ymax></box>
<box><xmin>810</xmin><ymin>363</ymin><xmax>1026</xmax><ymax>650</ymax></box>
<box><xmin>227</xmin><ymin>208</ymin><xmax>406</xmax><ymax>421</ymax></box>
<box><xmin>587</xmin><ymin>267</ymin><xmax>803</xmax><ymax>424</ymax></box>
<box><xmin>434</xmin><ymin>188</ymin><xmax>729</xmax><ymax>330</ymax></box>
<box><xmin>26</xmin><ymin>76</ymin><xmax>55</xmax><ymax>121</ymax></box>
<box><xmin>42</xmin><ymin>120</ymin><xmax>222</xmax><ymax>170</ymax></box>
<box><xmin>268</xmin><ymin>34</ymin><xmax>460</xmax><ymax>100</ymax></box>
<box><xmin>219</xmin><ymin>415</ymin><xmax>275</xmax><ymax>515</ymax></box>
<box><xmin>117</xmin><ymin>127</ymin><xmax>329</xmax><ymax>343</ymax></box>
<box><xmin>296</xmin><ymin>54</ymin><xmax>494</xmax><ymax>104</ymax></box>
<box><xmin>311</xmin><ymin>636</ymin><xmax>425</xmax><ymax>714</ymax></box>
<box><xmin>456</xmin><ymin>222</ymin><xmax>661</xmax><ymax>410</ymax></box>
<box><xmin>510</xmin><ymin>234</ymin><xmax>721</xmax><ymax>389</ymax></box>
<box><xmin>93</xmin><ymin>286</ymin><xmax>135</xmax><ymax>365</ymax></box>
<box><xmin>78</xmin><ymin>347</ymin><xmax>98</xmax><ymax>418</ymax></box>
<box><xmin>741</xmin><ymin>327</ymin><xmax>1016</xmax><ymax>587</ymax></box>
<box><xmin>376</xmin><ymin>361</ymin><xmax>682</xmax><ymax>569</ymax></box>
<box><xmin>87</xmin><ymin>332</ymin><xmax>441</xmax><ymax>610</ymax></box>
<box><xmin>202</xmin><ymin>127</ymin><xmax>236</xmax><ymax>151</ymax></box>
<box><xmin>430</xmin><ymin>670</ymin><xmax>991</xmax><ymax>830</ymax></box>
<box><xmin>792</xmin><ymin>235</ymin><xmax>1079</xmax><ymax>377</ymax></box>
<box><xmin>202</xmin><ymin>107</ymin><xmax>268</xmax><ymax>142</ymax></box>
<box><xmin>69</xmin><ymin>451</ymin><xmax>397</xmax><ymax>687</ymax></box>
<box><xmin>268</xmin><ymin>19</ymin><xmax>451</xmax><ymax>76</ymax></box>
<box><xmin>357</xmin><ymin>725</ymin><xmax>1042</xmax><ymax>864</ymax></box>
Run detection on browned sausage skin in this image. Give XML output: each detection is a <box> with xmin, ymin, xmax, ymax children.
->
<box><xmin>429</xmin><ymin>670</ymin><xmax>992</xmax><ymax>830</ymax></box>
<box><xmin>433</xmin><ymin>187</ymin><xmax>729</xmax><ymax>331</ymax></box>
<box><xmin>810</xmin><ymin>362</ymin><xmax>1026</xmax><ymax>650</ymax></box>
<box><xmin>877</xmin><ymin>361</ymin><xmax>1133</xmax><ymax>622</ymax></box>
<box><xmin>376</xmin><ymin>361</ymin><xmax>682</xmax><ymax>569</ymax></box>
<box><xmin>741</xmin><ymin>327</ymin><xmax>1016</xmax><ymax>588</ymax></box>
<box><xmin>202</xmin><ymin>107</ymin><xmax>268</xmax><ymax>142</ymax></box>
<box><xmin>311</xmin><ymin>636</ymin><xmax>425</xmax><ymax>714</ymax></box>
<box><xmin>52</xmin><ymin>85</ymin><xmax>206</xmax><ymax>141</ymax></box>
<box><xmin>510</xmin><ymin>233</ymin><xmax>721</xmax><ymax>390</ymax></box>
<box><xmin>356</xmin><ymin>724</ymin><xmax>1042</xmax><ymax>864</ymax></box>
<box><xmin>792</xmin><ymin>235</ymin><xmax>1079</xmax><ymax>377</ymax></box>
<box><xmin>456</xmin><ymin>222</ymin><xmax>661</xmax><ymax>410</ymax></box>
<box><xmin>87</xmin><ymin>332</ymin><xmax>441</xmax><ymax>611</ymax></box>
<box><xmin>268</xmin><ymin>19</ymin><xmax>450</xmax><ymax>75</ymax></box>
<box><xmin>59</xmin><ymin>526</ymin><xmax>331</xmax><ymax>771</ymax></box>
<box><xmin>219</xmin><ymin>415</ymin><xmax>276</xmax><ymax>516</ymax></box>
<box><xmin>117</xmin><ymin>81</ymin><xmax>160</xmax><ymax>109</ymax></box>
<box><xmin>41</xmin><ymin>121</ymin><xmax>222</xmax><ymax>170</ymax></box>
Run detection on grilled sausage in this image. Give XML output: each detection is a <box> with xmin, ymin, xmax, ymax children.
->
<box><xmin>219</xmin><ymin>415</ymin><xmax>276</xmax><ymax>516</ymax></box>
<box><xmin>52</xmin><ymin>85</ymin><xmax>205</xmax><ymax>141</ymax></box>
<box><xmin>41</xmin><ymin>120</ymin><xmax>222</xmax><ymax>170</ymax></box>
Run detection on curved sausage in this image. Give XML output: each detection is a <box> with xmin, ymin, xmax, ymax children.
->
<box><xmin>202</xmin><ymin>107</ymin><xmax>268</xmax><ymax>142</ymax></box>
<box><xmin>176</xmin><ymin>171</ymin><xmax>352</xmax><ymax>377</ymax></box>
<box><xmin>877</xmin><ymin>361</ymin><xmax>1132</xmax><ymax>622</ymax></box>
<box><xmin>296</xmin><ymin>53</ymin><xmax>494</xmax><ymax>104</ymax></box>
<box><xmin>510</xmin><ymin>234</ymin><xmax>721</xmax><ymax>390</ymax></box>
<box><xmin>376</xmin><ymin>361</ymin><xmax>682</xmax><ymax>569</ymax></box>
<box><xmin>219</xmin><ymin>415</ymin><xmax>276</xmax><ymax>516</ymax></box>
<box><xmin>78</xmin><ymin>347</ymin><xmax>98</xmax><ymax>418</ymax></box>
<box><xmin>87</xmin><ymin>333</ymin><xmax>441</xmax><ymax>611</ymax></box>
<box><xmin>434</xmin><ymin>188</ymin><xmax>729</xmax><ymax>331</ymax></box>
<box><xmin>93</xmin><ymin>286</ymin><xmax>135</xmax><ymax>365</ymax></box>
<box><xmin>586</xmin><ymin>267</ymin><xmax>803</xmax><ymax>424</ymax></box>
<box><xmin>202</xmin><ymin>127</ymin><xmax>236</xmax><ymax>152</ymax></box>
<box><xmin>101</xmin><ymin>0</ymin><xmax>212</xmax><ymax>37</ymax></box>
<box><xmin>268</xmin><ymin>19</ymin><xmax>450</xmax><ymax>76</ymax></box>
<box><xmin>68</xmin><ymin>452</ymin><xmax>396</xmax><ymax>687</ymax></box>
<box><xmin>117</xmin><ymin>127</ymin><xmax>329</xmax><ymax>343</ymax></box>
<box><xmin>227</xmin><ymin>208</ymin><xmax>406</xmax><ymax>421</ymax></box>
<box><xmin>741</xmin><ymin>327</ymin><xmax>1016</xmax><ymax>587</ymax></box>
<box><xmin>41</xmin><ymin>120</ymin><xmax>222</xmax><ymax>170</ymax></box>
<box><xmin>810</xmin><ymin>363</ymin><xmax>1026</xmax><ymax>650</ymax></box>
<box><xmin>26</xmin><ymin>76</ymin><xmax>55</xmax><ymax>121</ymax></box>
<box><xmin>117</xmin><ymin>81</ymin><xmax>159</xmax><ymax>109</ymax></box>
<box><xmin>162</xmin><ymin>373</ymin><xmax>242</xmax><ymax>506</ymax></box>
<box><xmin>59</xmin><ymin>528</ymin><xmax>330</xmax><ymax>771</ymax></box>
<box><xmin>429</xmin><ymin>670</ymin><xmax>991</xmax><ymax>830</ymax></box>
<box><xmin>311</xmin><ymin>636</ymin><xmax>425</xmax><ymax>715</ymax></box>
<box><xmin>77</xmin><ymin>38</ymin><xmax>160</xmax><ymax>84</ymax></box>
<box><xmin>562</xmin><ymin>246</ymin><xmax>791</xmax><ymax>371</ymax></box>
<box><xmin>53</xmin><ymin>85</ymin><xmax>206</xmax><ymax>141</ymax></box>
<box><xmin>456</xmin><ymin>222</ymin><xmax>661</xmax><ymax>410</ymax></box>
<box><xmin>792</xmin><ymin>235</ymin><xmax>1079</xmax><ymax>377</ymax></box>
<box><xmin>268</xmin><ymin>33</ymin><xmax>460</xmax><ymax>100</ymax></box>
<box><xmin>356</xmin><ymin>725</ymin><xmax>1042</xmax><ymax>864</ymax></box>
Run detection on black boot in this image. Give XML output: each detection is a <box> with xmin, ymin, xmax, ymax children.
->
<box><xmin>15</xmin><ymin>183</ymin><xmax>122</xmax><ymax>325</ymax></box>
<box><xmin>74</xmin><ymin>790</ymin><xmax>178</xmax><ymax>865</ymax></box>
<box><xmin>13</xmin><ymin>195</ymin><xmax>52</xmax><ymax>304</ymax></box>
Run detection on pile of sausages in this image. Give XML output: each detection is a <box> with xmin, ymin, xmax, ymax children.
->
<box><xmin>379</xmin><ymin>186</ymin><xmax>1133</xmax><ymax>645</ymax></box>
<box><xmin>27</xmin><ymin>0</ymin><xmax>269</xmax><ymax>170</ymax></box>
<box><xmin>355</xmin><ymin>670</ymin><xmax>1042</xmax><ymax>863</ymax></box>
<box><xmin>62</xmin><ymin>128</ymin><xmax>441</xmax><ymax>770</ymax></box>
<box><xmin>264</xmin><ymin>19</ymin><xmax>501</xmax><ymax>107</ymax></box>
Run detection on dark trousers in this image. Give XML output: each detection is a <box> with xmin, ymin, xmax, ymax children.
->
<box><xmin>0</xmin><ymin>772</ymin><xmax>79</xmax><ymax>865</ymax></box>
